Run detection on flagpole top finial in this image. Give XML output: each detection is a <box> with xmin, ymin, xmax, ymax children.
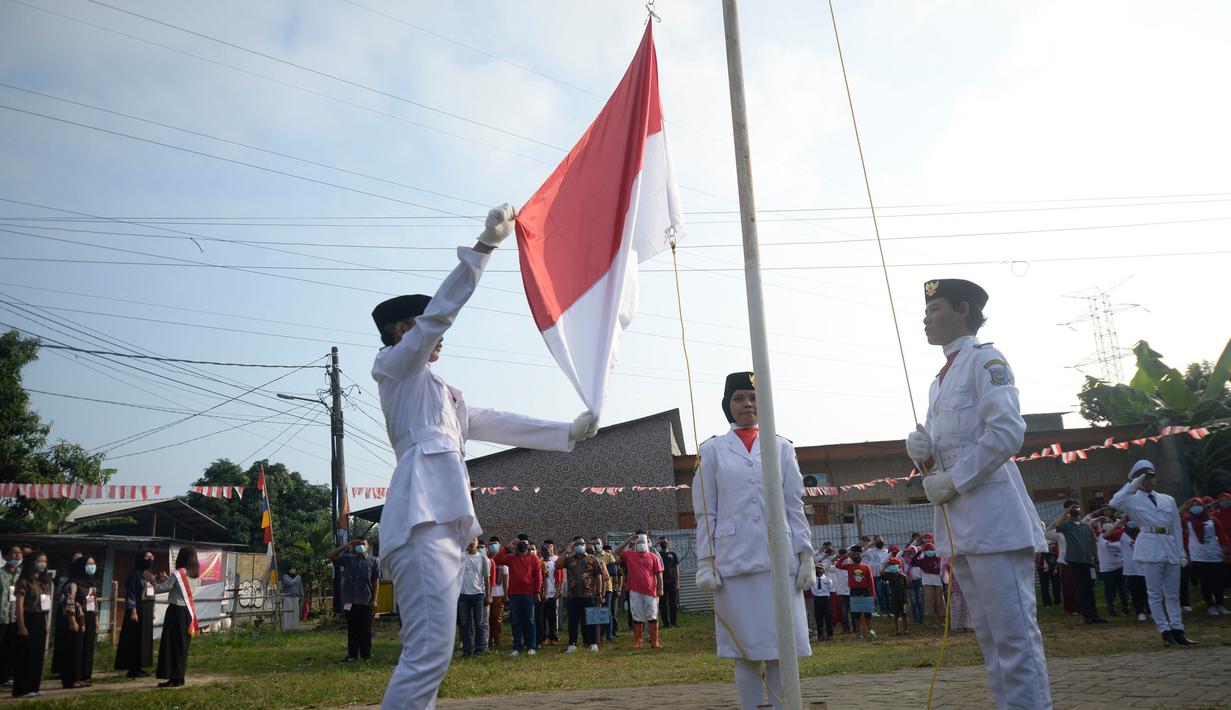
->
<box><xmin>645</xmin><ymin>1</ymin><xmax>661</xmax><ymax>23</ymax></box>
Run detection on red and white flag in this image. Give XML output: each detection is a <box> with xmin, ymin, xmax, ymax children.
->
<box><xmin>515</xmin><ymin>24</ymin><xmax>683</xmax><ymax>416</ymax></box>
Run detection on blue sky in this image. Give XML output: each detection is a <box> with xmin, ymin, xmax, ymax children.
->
<box><xmin>2</xmin><ymin>0</ymin><xmax>1228</xmax><ymax>495</ymax></box>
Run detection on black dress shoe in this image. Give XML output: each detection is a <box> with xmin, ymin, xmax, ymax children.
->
<box><xmin>126</xmin><ymin>670</ymin><xmax>151</xmax><ymax>678</ymax></box>
<box><xmin>1173</xmin><ymin>630</ymin><xmax>1198</xmax><ymax>645</ymax></box>
<box><xmin>1161</xmin><ymin>630</ymin><xmax>1176</xmax><ymax>647</ymax></box>
<box><xmin>157</xmin><ymin>680</ymin><xmax>184</xmax><ymax>688</ymax></box>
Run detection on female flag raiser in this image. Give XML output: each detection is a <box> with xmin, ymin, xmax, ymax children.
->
<box><xmin>514</xmin><ymin>23</ymin><xmax>684</xmax><ymax>417</ymax></box>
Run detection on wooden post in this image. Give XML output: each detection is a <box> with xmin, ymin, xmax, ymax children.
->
<box><xmin>110</xmin><ymin>580</ymin><xmax>120</xmax><ymax>646</ymax></box>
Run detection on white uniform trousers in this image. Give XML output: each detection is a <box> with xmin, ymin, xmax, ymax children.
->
<box><xmin>952</xmin><ymin>549</ymin><xmax>1052</xmax><ymax>710</ymax></box>
<box><xmin>1139</xmin><ymin>561</ymin><xmax>1184</xmax><ymax>633</ymax></box>
<box><xmin>381</xmin><ymin>520</ymin><xmax>467</xmax><ymax>710</ymax></box>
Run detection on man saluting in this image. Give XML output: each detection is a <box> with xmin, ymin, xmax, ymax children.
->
<box><xmin>371</xmin><ymin>204</ymin><xmax>599</xmax><ymax>709</ymax></box>
<box><xmin>905</xmin><ymin>279</ymin><xmax>1052</xmax><ymax>710</ymax></box>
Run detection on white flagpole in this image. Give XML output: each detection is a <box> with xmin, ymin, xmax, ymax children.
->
<box><xmin>720</xmin><ymin>1</ymin><xmax>803</xmax><ymax>708</ymax></box>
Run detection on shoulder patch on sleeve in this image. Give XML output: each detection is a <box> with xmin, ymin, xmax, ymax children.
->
<box><xmin>984</xmin><ymin>358</ymin><xmax>1013</xmax><ymax>386</ymax></box>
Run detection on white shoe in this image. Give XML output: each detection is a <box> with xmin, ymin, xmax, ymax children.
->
<box><xmin>1218</xmin><ymin>606</ymin><xmax>1229</xmax><ymax>615</ymax></box>
<box><xmin>527</xmin><ymin>649</ymin><xmax>536</xmax><ymax>655</ymax></box>
<box><xmin>1182</xmin><ymin>606</ymin><xmax>1193</xmax><ymax>612</ymax></box>
<box><xmin>1208</xmin><ymin>606</ymin><xmax>1220</xmax><ymax>616</ymax></box>
<box><xmin>510</xmin><ymin>650</ymin><xmax>520</xmax><ymax>657</ymax></box>
<box><xmin>589</xmin><ymin>644</ymin><xmax>599</xmax><ymax>652</ymax></box>
<box><xmin>1137</xmin><ymin>613</ymin><xmax>1147</xmax><ymax>622</ymax></box>
<box><xmin>565</xmin><ymin>645</ymin><xmax>577</xmax><ymax>653</ymax></box>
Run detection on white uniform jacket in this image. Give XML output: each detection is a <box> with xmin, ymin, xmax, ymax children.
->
<box><xmin>1109</xmin><ymin>480</ymin><xmax>1185</xmax><ymax>563</ymax></box>
<box><xmin>373</xmin><ymin>247</ymin><xmax>574</xmax><ymax>553</ymax></box>
<box><xmin>692</xmin><ymin>429</ymin><xmax>814</xmax><ymax>578</ymax></box>
<box><xmin>926</xmin><ymin>336</ymin><xmax>1046</xmax><ymax>556</ymax></box>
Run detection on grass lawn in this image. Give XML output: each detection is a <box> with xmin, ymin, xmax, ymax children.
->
<box><xmin>24</xmin><ymin>603</ymin><xmax>1231</xmax><ymax>709</ymax></box>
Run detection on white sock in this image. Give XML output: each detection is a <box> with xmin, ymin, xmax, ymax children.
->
<box><xmin>734</xmin><ymin>659</ymin><xmax>764</xmax><ymax>710</ymax></box>
<box><xmin>765</xmin><ymin>660</ymin><xmax>784</xmax><ymax>710</ymax></box>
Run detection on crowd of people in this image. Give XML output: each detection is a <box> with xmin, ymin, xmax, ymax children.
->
<box><xmin>1</xmin><ymin>543</ymin><xmax>203</xmax><ymax>699</ymax></box>
<box><xmin>447</xmin><ymin>530</ymin><xmax>679</xmax><ymax>657</ymax></box>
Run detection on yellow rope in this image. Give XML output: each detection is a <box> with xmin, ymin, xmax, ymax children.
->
<box><xmin>669</xmin><ymin>239</ymin><xmax>784</xmax><ymax>707</ymax></box>
<box><xmin>825</xmin><ymin>2</ymin><xmax>955</xmax><ymax>707</ymax></box>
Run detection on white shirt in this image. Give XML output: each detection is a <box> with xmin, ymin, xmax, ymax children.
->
<box><xmin>373</xmin><ymin>248</ymin><xmax>575</xmax><ymax>553</ymax></box>
<box><xmin>863</xmin><ymin>547</ymin><xmax>889</xmax><ymax>576</ymax></box>
<box><xmin>1109</xmin><ymin>482</ymin><xmax>1185</xmax><ymax>564</ymax></box>
<box><xmin>826</xmin><ymin>562</ymin><xmax>850</xmax><ymax>595</ymax></box>
<box><xmin>1186</xmin><ymin>519</ymin><xmax>1222</xmax><ymax>563</ymax></box>
<box><xmin>460</xmin><ymin>551</ymin><xmax>489</xmax><ymax>596</ymax></box>
<box><xmin>693</xmin><ymin>428</ymin><xmax>814</xmax><ymax>579</ymax></box>
<box><xmin>1115</xmin><ymin>530</ymin><xmax>1142</xmax><ymax>576</ymax></box>
<box><xmin>1095</xmin><ymin>535</ymin><xmax>1124</xmax><ymax>572</ymax></box>
<box><xmin>925</xmin><ymin>336</ymin><xmax>1047</xmax><ymax>556</ymax></box>
<box><xmin>544</xmin><ymin>556</ymin><xmax>559</xmax><ymax>598</ymax></box>
<box><xmin>811</xmin><ymin>572</ymin><xmax>833</xmax><ymax>597</ymax></box>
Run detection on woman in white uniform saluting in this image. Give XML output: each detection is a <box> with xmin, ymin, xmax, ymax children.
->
<box><xmin>693</xmin><ymin>372</ymin><xmax>815</xmax><ymax>710</ymax></box>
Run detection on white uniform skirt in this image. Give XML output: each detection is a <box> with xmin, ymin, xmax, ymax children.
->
<box><xmin>713</xmin><ymin>573</ymin><xmax>811</xmax><ymax>660</ymax></box>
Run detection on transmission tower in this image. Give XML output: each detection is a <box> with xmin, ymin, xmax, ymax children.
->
<box><xmin>1060</xmin><ymin>281</ymin><xmax>1142</xmax><ymax>383</ymax></box>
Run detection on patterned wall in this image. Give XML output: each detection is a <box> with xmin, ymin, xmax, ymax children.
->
<box><xmin>470</xmin><ymin>413</ymin><xmax>680</xmax><ymax>544</ymax></box>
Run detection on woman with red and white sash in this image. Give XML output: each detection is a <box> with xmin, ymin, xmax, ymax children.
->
<box><xmin>153</xmin><ymin>546</ymin><xmax>200</xmax><ymax>688</ymax></box>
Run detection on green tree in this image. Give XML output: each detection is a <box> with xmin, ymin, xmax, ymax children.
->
<box><xmin>185</xmin><ymin>458</ymin><xmax>331</xmax><ymax>584</ymax></box>
<box><xmin>0</xmin><ymin>330</ymin><xmax>116</xmax><ymax>533</ymax></box>
<box><xmin>1077</xmin><ymin>338</ymin><xmax>1231</xmax><ymax>495</ymax></box>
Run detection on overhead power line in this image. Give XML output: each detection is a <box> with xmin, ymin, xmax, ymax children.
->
<box><xmin>36</xmin><ymin>343</ymin><xmax>324</xmax><ymax>368</ymax></box>
<box><xmin>24</xmin><ymin>388</ymin><xmax>329</xmax><ymax>425</ymax></box>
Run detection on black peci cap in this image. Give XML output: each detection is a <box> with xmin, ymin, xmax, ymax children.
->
<box><xmin>923</xmin><ymin>279</ymin><xmax>988</xmax><ymax>310</ymax></box>
<box><xmin>371</xmin><ymin>294</ymin><xmax>432</xmax><ymax>346</ymax></box>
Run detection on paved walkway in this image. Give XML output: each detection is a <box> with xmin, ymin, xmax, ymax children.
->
<box><xmin>424</xmin><ymin>646</ymin><xmax>1231</xmax><ymax>709</ymax></box>
<box><xmin>0</xmin><ymin>672</ymin><xmax>228</xmax><ymax>703</ymax></box>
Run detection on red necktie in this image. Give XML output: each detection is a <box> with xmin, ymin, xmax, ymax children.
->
<box><xmin>734</xmin><ymin>427</ymin><xmax>759</xmax><ymax>452</ymax></box>
<box><xmin>937</xmin><ymin>351</ymin><xmax>959</xmax><ymax>384</ymax></box>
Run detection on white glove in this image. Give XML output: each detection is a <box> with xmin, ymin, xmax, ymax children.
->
<box><xmin>906</xmin><ymin>424</ymin><xmax>933</xmax><ymax>463</ymax></box>
<box><xmin>1181</xmin><ymin>556</ymin><xmax>1189</xmax><ymax>568</ymax></box>
<box><xmin>478</xmin><ymin>203</ymin><xmax>517</xmax><ymax>247</ymax></box>
<box><xmin>795</xmin><ymin>550</ymin><xmax>817</xmax><ymax>592</ymax></box>
<box><xmin>696</xmin><ymin>558</ymin><xmax>722</xmax><ymax>593</ymax></box>
<box><xmin>569</xmin><ymin>411</ymin><xmax>599</xmax><ymax>442</ymax></box>
<box><xmin>923</xmin><ymin>471</ymin><xmax>957</xmax><ymax>505</ymax></box>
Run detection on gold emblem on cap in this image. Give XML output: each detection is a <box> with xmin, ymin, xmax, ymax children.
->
<box><xmin>925</xmin><ymin>280</ymin><xmax>940</xmax><ymax>297</ymax></box>
<box><xmin>749</xmin><ymin>373</ymin><xmax>755</xmax><ymax>388</ymax></box>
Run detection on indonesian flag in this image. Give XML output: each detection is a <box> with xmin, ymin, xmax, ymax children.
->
<box><xmin>515</xmin><ymin>23</ymin><xmax>683</xmax><ymax>416</ymax></box>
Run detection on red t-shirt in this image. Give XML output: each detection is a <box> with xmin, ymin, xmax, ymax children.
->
<box><xmin>494</xmin><ymin>551</ymin><xmax>543</xmax><ymax>596</ymax></box>
<box><xmin>621</xmin><ymin>550</ymin><xmax>664</xmax><ymax>596</ymax></box>
<box><xmin>835</xmin><ymin>559</ymin><xmax>876</xmax><ymax>598</ymax></box>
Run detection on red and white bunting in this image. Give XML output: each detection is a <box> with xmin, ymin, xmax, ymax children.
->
<box><xmin>350</xmin><ymin>487</ymin><xmax>389</xmax><ymax>500</ymax></box>
<box><xmin>191</xmin><ymin>485</ymin><xmax>245</xmax><ymax>499</ymax></box>
<box><xmin>0</xmin><ymin>483</ymin><xmax>161</xmax><ymax>501</ymax></box>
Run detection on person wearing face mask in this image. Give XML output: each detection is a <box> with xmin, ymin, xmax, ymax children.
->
<box><xmin>1215</xmin><ymin>493</ymin><xmax>1231</xmax><ymax>606</ymax></box>
<box><xmin>326</xmin><ymin>538</ymin><xmax>381</xmax><ymax>662</ymax></box>
<box><xmin>486</xmin><ymin>537</ymin><xmax>507</xmax><ymax>648</ymax></box>
<box><xmin>1110</xmin><ymin>460</ymin><xmax>1194</xmax><ymax>646</ymax></box>
<box><xmin>370</xmin><ymin>206</ymin><xmax>600</xmax><ymax>707</ymax></box>
<box><xmin>906</xmin><ymin>279</ymin><xmax>1051</xmax><ymax>709</ymax></box>
<box><xmin>281</xmin><ymin>565</ymin><xmax>303</xmax><ymax>631</ymax></box>
<box><xmin>11</xmin><ymin>550</ymin><xmax>51</xmax><ymax>698</ymax></box>
<box><xmin>1104</xmin><ymin>516</ymin><xmax>1149</xmax><ymax>621</ymax></box>
<box><xmin>693</xmin><ymin>372</ymin><xmax>815</xmax><ymax>709</ymax></box>
<box><xmin>115</xmin><ymin>551</ymin><xmax>157</xmax><ymax>678</ymax></box>
<box><xmin>457</xmin><ymin>538</ymin><xmax>490</xmax><ymax>657</ymax></box>
<box><xmin>0</xmin><ymin>546</ymin><xmax>22</xmax><ymax>687</ymax></box>
<box><xmin>615</xmin><ymin>532</ymin><xmax>664</xmax><ymax>650</ymax></box>
<box><xmin>1180</xmin><ymin>497</ymin><xmax>1229</xmax><ymax>615</ymax></box>
<box><xmin>57</xmin><ymin>555</ymin><xmax>99</xmax><ymax>689</ymax></box>
<box><xmin>835</xmin><ymin>546</ymin><xmax>875</xmax><ymax>640</ymax></box>
<box><xmin>558</xmin><ymin>536</ymin><xmax>605</xmax><ymax>652</ymax></box>
<box><xmin>865</xmin><ymin>537</ymin><xmax>890</xmax><ymax>616</ymax></box>
<box><xmin>883</xmin><ymin>556</ymin><xmax>910</xmax><ymax>636</ymax></box>
<box><xmin>656</xmin><ymin>538</ymin><xmax>680</xmax><ymax>629</ymax></box>
<box><xmin>493</xmin><ymin>537</ymin><xmax>543</xmax><ymax>656</ymax></box>
<box><xmin>914</xmin><ymin>542</ymin><xmax>944</xmax><ymax>621</ymax></box>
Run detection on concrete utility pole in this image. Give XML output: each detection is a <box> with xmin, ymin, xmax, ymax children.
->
<box><xmin>720</xmin><ymin>2</ymin><xmax>803</xmax><ymax>708</ymax></box>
